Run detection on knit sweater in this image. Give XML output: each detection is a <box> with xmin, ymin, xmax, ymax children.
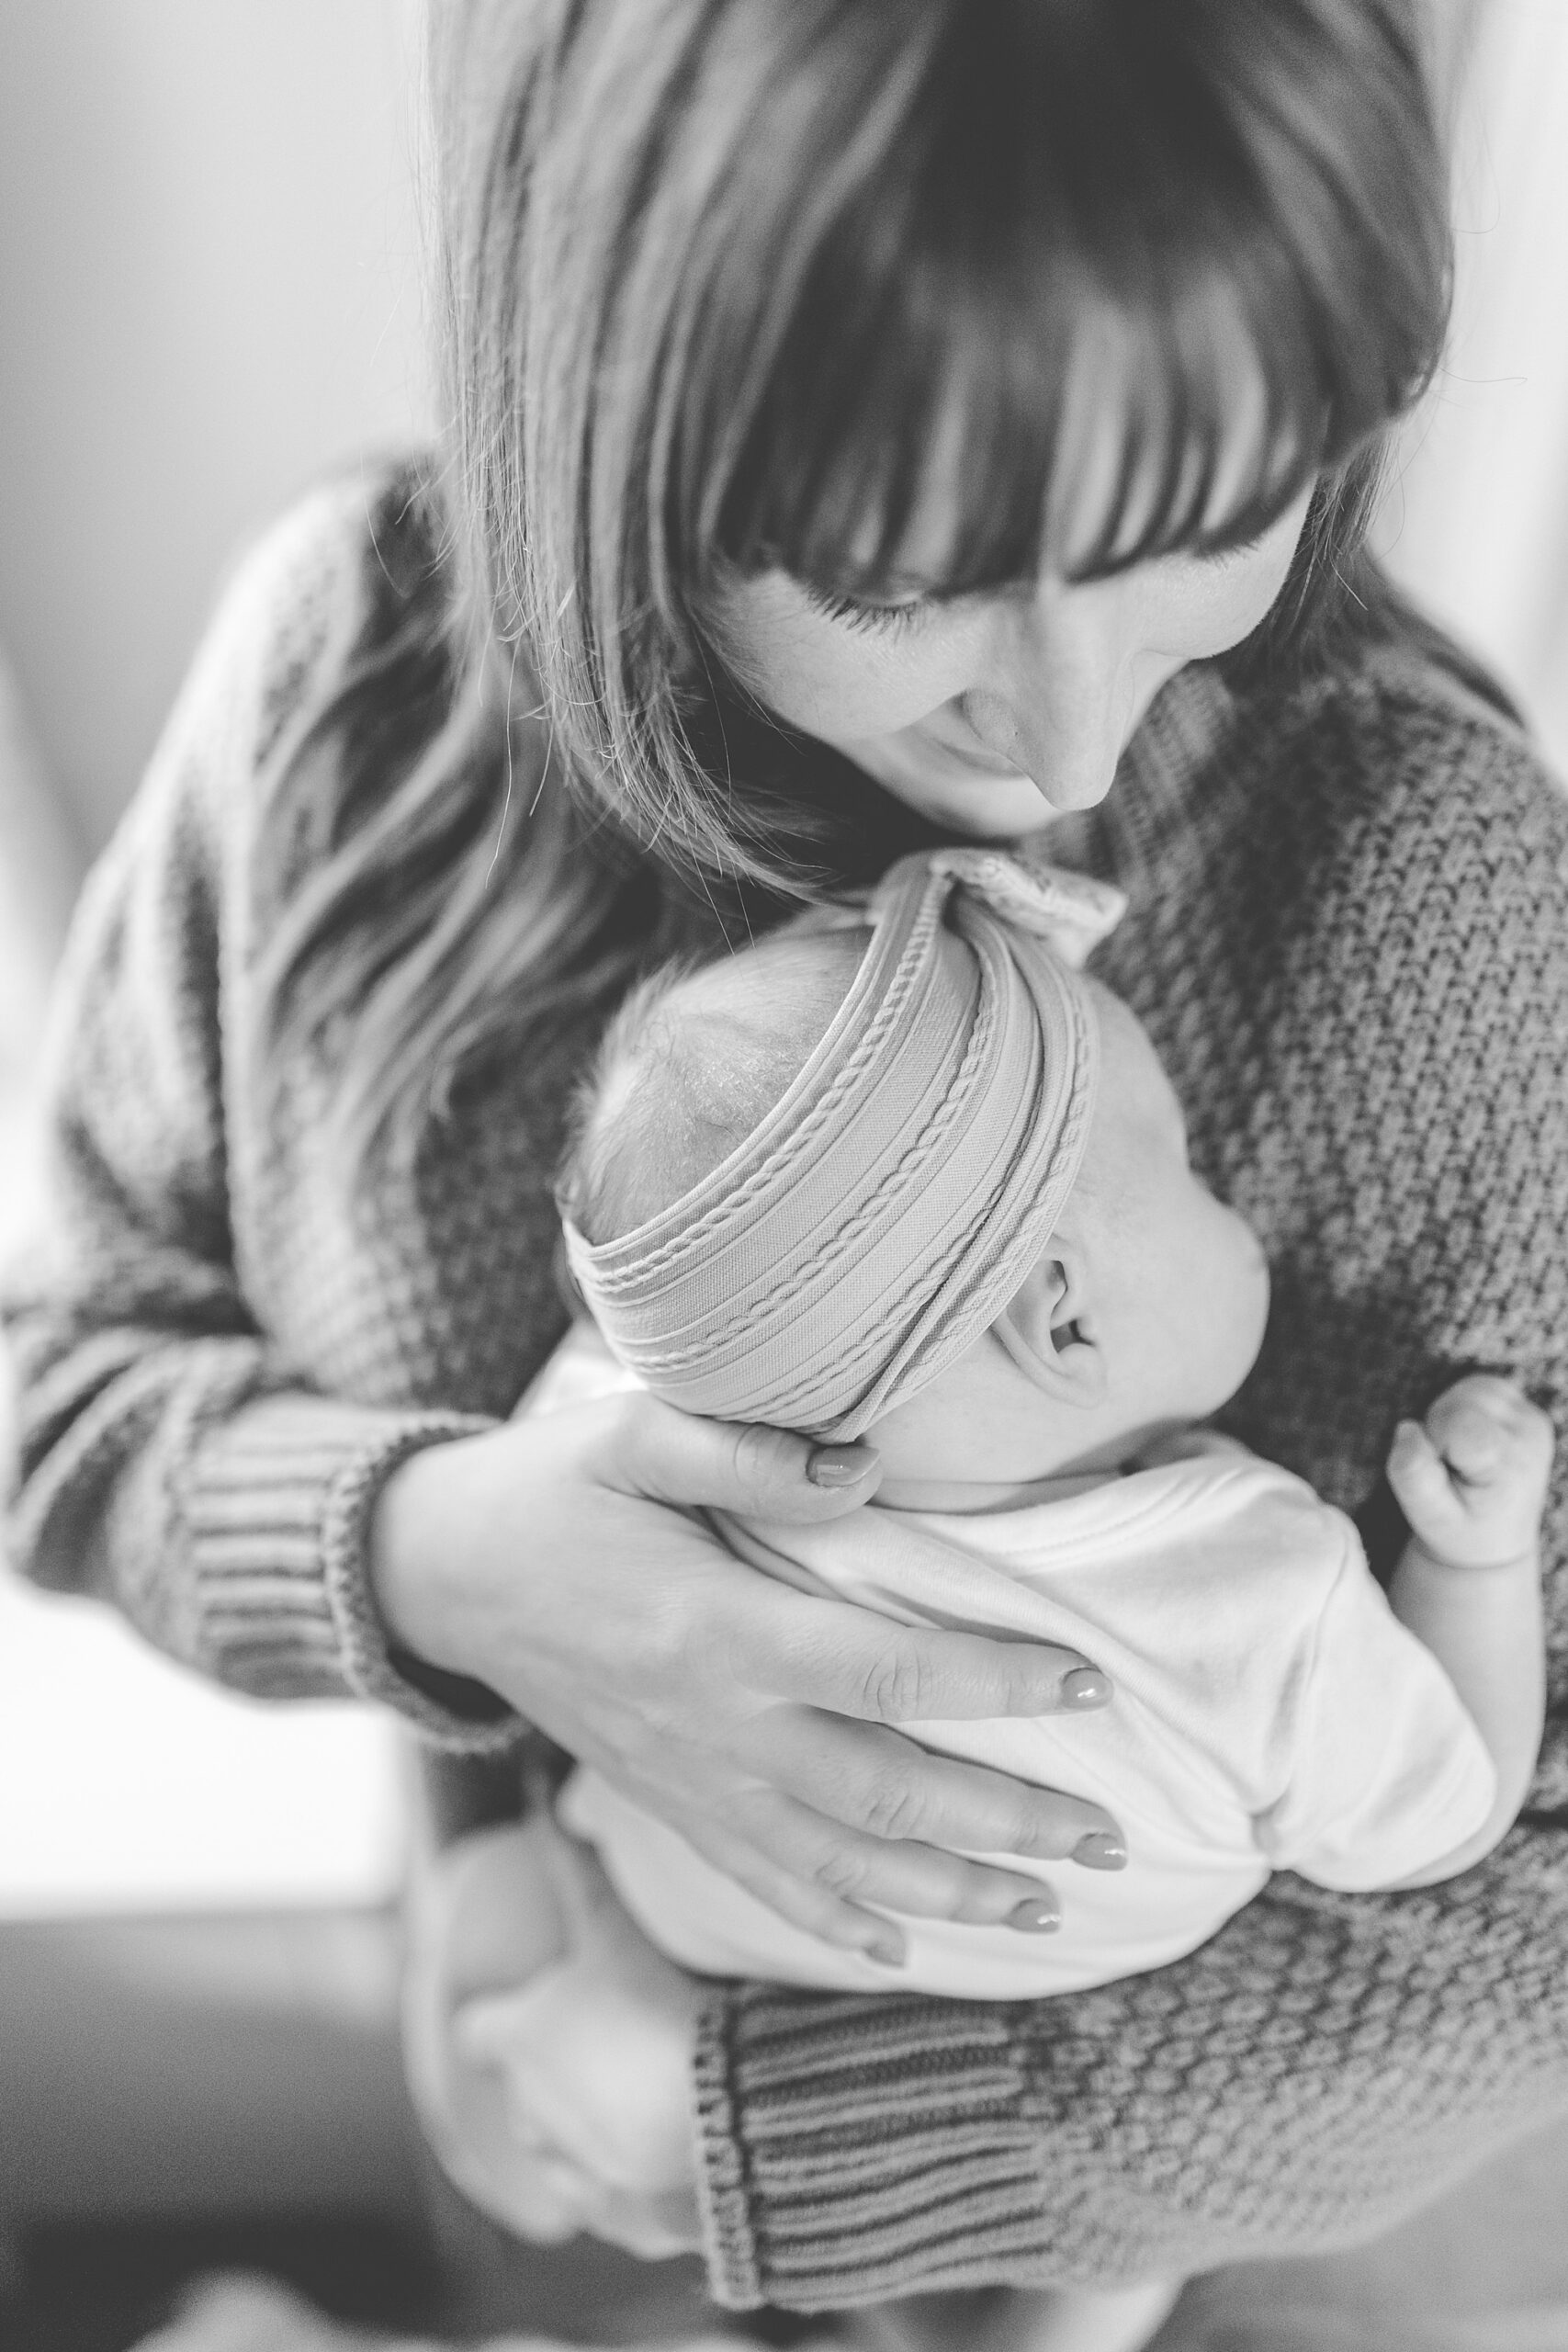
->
<box><xmin>5</xmin><ymin>471</ymin><xmax>1568</xmax><ymax>2310</ymax></box>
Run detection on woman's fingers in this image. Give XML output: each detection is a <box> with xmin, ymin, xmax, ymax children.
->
<box><xmin>673</xmin><ymin>1808</ymin><xmax>914</xmax><ymax>1963</ymax></box>
<box><xmin>707</xmin><ymin>1785</ymin><xmax>1070</xmax><ymax>1936</ymax></box>
<box><xmin>603</xmin><ymin>1392</ymin><xmax>884</xmax><ymax>1517</ymax></box>
<box><xmin>596</xmin><ymin>1395</ymin><xmax>1116</xmax><ymax>1718</ymax></box>
<box><xmin>741</xmin><ymin>1713</ymin><xmax>1125</xmax><ymax>1872</ymax></box>
<box><xmin>731</xmin><ymin>1583</ymin><xmax>1111</xmax><ymax>1720</ymax></box>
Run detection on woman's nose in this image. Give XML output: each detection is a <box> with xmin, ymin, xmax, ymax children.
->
<box><xmin>959</xmin><ymin>582</ymin><xmax>1143</xmax><ymax>813</ymax></box>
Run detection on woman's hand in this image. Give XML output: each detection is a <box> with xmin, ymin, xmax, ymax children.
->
<box><xmin>372</xmin><ymin>1394</ymin><xmax>1124</xmax><ymax>1962</ymax></box>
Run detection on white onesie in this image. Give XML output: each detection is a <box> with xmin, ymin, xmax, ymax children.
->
<box><xmin>532</xmin><ymin>1329</ymin><xmax>1495</xmax><ymax>2000</ymax></box>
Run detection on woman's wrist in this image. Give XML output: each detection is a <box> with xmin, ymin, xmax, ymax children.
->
<box><xmin>369</xmin><ymin>1434</ymin><xmax>489</xmax><ymax>1679</ymax></box>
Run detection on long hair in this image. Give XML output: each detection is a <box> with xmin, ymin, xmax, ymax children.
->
<box><xmin>260</xmin><ymin>0</ymin><xmax>1460</xmax><ymax>1173</ymax></box>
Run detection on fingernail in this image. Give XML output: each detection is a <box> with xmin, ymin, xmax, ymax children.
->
<box><xmin>1007</xmin><ymin>1898</ymin><xmax>1059</xmax><ymax>1934</ymax></box>
<box><xmin>1061</xmin><ymin>1668</ymin><xmax>1111</xmax><ymax>1708</ymax></box>
<box><xmin>866</xmin><ymin>1934</ymin><xmax>906</xmax><ymax>1967</ymax></box>
<box><xmin>1073</xmin><ymin>1831</ymin><xmax>1128</xmax><ymax>1870</ymax></box>
<box><xmin>808</xmin><ymin>1444</ymin><xmax>879</xmax><ymax>1488</ymax></box>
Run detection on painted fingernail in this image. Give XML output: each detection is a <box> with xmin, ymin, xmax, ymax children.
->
<box><xmin>1007</xmin><ymin>1898</ymin><xmax>1060</xmax><ymax>1934</ymax></box>
<box><xmin>1061</xmin><ymin>1668</ymin><xmax>1111</xmax><ymax>1708</ymax></box>
<box><xmin>808</xmin><ymin>1444</ymin><xmax>880</xmax><ymax>1488</ymax></box>
<box><xmin>1073</xmin><ymin>1831</ymin><xmax>1128</xmax><ymax>1870</ymax></box>
<box><xmin>867</xmin><ymin>1934</ymin><xmax>906</xmax><ymax>1967</ymax></box>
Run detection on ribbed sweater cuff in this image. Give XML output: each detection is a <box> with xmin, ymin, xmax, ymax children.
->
<box><xmin>186</xmin><ymin>1390</ymin><xmax>524</xmax><ymax>1750</ymax></box>
<box><xmin>694</xmin><ymin>1984</ymin><xmax>1038</xmax><ymax>2311</ymax></box>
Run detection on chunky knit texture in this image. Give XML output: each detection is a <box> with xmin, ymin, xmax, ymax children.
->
<box><xmin>4</xmin><ymin>472</ymin><xmax>1568</xmax><ymax>2310</ymax></box>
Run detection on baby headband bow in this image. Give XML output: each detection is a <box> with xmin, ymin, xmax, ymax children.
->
<box><xmin>562</xmin><ymin>847</ymin><xmax>1126</xmax><ymax>1442</ymax></box>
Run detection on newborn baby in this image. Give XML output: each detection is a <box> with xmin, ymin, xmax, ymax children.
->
<box><xmin>414</xmin><ymin>851</ymin><xmax>1551</xmax><ymax>2338</ymax></box>
<box><xmin>553</xmin><ymin>848</ymin><xmax>1548</xmax><ymax>1993</ymax></box>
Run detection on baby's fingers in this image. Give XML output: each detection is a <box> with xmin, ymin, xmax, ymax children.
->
<box><xmin>1425</xmin><ymin>1375</ymin><xmax>1555</xmax><ymax>1492</ymax></box>
<box><xmin>1386</xmin><ymin>1416</ymin><xmax>1456</xmax><ymax>1524</ymax></box>
<box><xmin>1389</xmin><ymin>1377</ymin><xmax>1554</xmax><ymax>1570</ymax></box>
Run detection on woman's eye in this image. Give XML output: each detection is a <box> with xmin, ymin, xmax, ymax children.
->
<box><xmin>807</xmin><ymin>587</ymin><xmax>927</xmax><ymax>638</ymax></box>
<box><xmin>1196</xmin><ymin>541</ymin><xmax>1255</xmax><ymax>572</ymax></box>
<box><xmin>1192</xmin><ymin>523</ymin><xmax>1275</xmax><ymax>571</ymax></box>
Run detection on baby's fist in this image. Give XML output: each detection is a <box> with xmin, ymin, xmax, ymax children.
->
<box><xmin>1387</xmin><ymin>1374</ymin><xmax>1555</xmax><ymax>1572</ymax></box>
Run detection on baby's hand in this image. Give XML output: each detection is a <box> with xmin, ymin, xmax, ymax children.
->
<box><xmin>1387</xmin><ymin>1375</ymin><xmax>1555</xmax><ymax>1572</ymax></box>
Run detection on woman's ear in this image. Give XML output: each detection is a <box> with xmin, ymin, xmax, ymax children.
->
<box><xmin>993</xmin><ymin>1253</ymin><xmax>1107</xmax><ymax>1408</ymax></box>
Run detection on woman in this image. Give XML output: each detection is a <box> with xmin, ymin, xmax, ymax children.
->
<box><xmin>6</xmin><ymin>0</ymin><xmax>1566</xmax><ymax>2317</ymax></box>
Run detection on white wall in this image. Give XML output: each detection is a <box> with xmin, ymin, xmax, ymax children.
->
<box><xmin>1</xmin><ymin>3</ymin><xmax>1563</xmax><ymax>857</ymax></box>
<box><xmin>1379</xmin><ymin>2</ymin><xmax>1568</xmax><ymax>766</ymax></box>
<box><xmin>0</xmin><ymin>0</ymin><xmax>430</xmax><ymax>857</ymax></box>
<box><xmin>0</xmin><ymin>2</ymin><xmax>427</xmax><ymax>1944</ymax></box>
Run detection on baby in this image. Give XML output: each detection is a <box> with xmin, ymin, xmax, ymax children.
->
<box><xmin>414</xmin><ymin>849</ymin><xmax>1552</xmax><ymax>2345</ymax></box>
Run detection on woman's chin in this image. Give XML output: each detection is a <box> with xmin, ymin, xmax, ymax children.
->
<box><xmin>840</xmin><ymin>747</ymin><xmax>1058</xmax><ymax>839</ymax></box>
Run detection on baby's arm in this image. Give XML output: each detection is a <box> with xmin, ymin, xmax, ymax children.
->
<box><xmin>1381</xmin><ymin>1374</ymin><xmax>1554</xmax><ymax>1889</ymax></box>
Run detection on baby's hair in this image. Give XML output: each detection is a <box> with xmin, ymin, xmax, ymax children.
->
<box><xmin>560</xmin><ymin>924</ymin><xmax>870</xmax><ymax>1247</ymax></box>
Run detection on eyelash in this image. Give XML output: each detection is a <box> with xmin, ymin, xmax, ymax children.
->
<box><xmin>807</xmin><ymin>588</ymin><xmax>927</xmax><ymax>639</ymax></box>
<box><xmin>1194</xmin><ymin>531</ymin><xmax>1268</xmax><ymax>571</ymax></box>
<box><xmin>807</xmin><ymin>528</ymin><xmax>1271</xmax><ymax>636</ymax></box>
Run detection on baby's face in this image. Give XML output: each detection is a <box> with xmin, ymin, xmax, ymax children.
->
<box><xmin>1066</xmin><ymin>978</ymin><xmax>1269</xmax><ymax>1423</ymax></box>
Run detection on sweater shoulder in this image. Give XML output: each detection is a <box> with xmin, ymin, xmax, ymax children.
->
<box><xmin>1196</xmin><ymin>640</ymin><xmax>1568</xmax><ymax>987</ymax></box>
<box><xmin>196</xmin><ymin>456</ymin><xmax>431</xmax><ymax>776</ymax></box>
<box><xmin>116</xmin><ymin>453</ymin><xmax>445</xmax><ymax>929</ymax></box>
<box><xmin>1247</xmin><ymin>636</ymin><xmax>1567</xmax><ymax>841</ymax></box>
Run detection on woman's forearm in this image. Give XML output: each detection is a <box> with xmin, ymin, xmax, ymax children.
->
<box><xmin>694</xmin><ymin>1835</ymin><xmax>1568</xmax><ymax>2308</ymax></box>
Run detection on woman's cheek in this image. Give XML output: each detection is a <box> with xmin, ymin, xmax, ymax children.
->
<box><xmin>774</xmin><ymin>638</ymin><xmax>971</xmax><ymax>741</ymax></box>
<box><xmin>714</xmin><ymin>578</ymin><xmax>980</xmax><ymax>739</ymax></box>
<box><xmin>1212</xmin><ymin>503</ymin><xmax>1314</xmax><ymax>647</ymax></box>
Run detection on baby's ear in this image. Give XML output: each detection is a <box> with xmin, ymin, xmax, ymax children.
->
<box><xmin>994</xmin><ymin>1253</ymin><xmax>1107</xmax><ymax>1407</ymax></box>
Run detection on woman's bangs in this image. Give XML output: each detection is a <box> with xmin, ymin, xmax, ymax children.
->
<box><xmin>706</xmin><ymin>250</ymin><xmax>1058</xmax><ymax>603</ymax></box>
<box><xmin>709</xmin><ymin>241</ymin><xmax>1356</xmax><ymax>609</ymax></box>
<box><xmin>1039</xmin><ymin>274</ymin><xmax>1342</xmax><ymax>582</ymax></box>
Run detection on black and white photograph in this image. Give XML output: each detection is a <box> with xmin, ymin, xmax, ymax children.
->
<box><xmin>1</xmin><ymin>7</ymin><xmax>1566</xmax><ymax>2350</ymax></box>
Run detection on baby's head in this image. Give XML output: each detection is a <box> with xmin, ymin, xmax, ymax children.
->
<box><xmin>559</xmin><ymin>856</ymin><xmax>1269</xmax><ymax>1490</ymax></box>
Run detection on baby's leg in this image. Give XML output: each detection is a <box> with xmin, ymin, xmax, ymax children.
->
<box><xmin>402</xmin><ymin>1815</ymin><xmax>574</xmax><ymax>2233</ymax></box>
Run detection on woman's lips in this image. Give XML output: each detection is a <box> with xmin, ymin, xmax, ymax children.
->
<box><xmin>899</xmin><ymin>729</ymin><xmax>1032</xmax><ymax>783</ymax></box>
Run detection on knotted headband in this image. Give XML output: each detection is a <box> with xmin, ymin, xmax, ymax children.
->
<box><xmin>561</xmin><ymin>848</ymin><xmax>1126</xmax><ymax>1442</ymax></box>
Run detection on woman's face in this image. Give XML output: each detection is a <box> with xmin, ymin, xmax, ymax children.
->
<box><xmin>707</xmin><ymin>357</ymin><xmax>1314</xmax><ymax>832</ymax></box>
<box><xmin>711</xmin><ymin>492</ymin><xmax>1310</xmax><ymax>834</ymax></box>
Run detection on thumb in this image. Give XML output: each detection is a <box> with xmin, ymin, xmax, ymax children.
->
<box><xmin>1387</xmin><ymin>1417</ymin><xmax>1453</xmax><ymax>1522</ymax></box>
<box><xmin>1424</xmin><ymin>1388</ymin><xmax>1504</xmax><ymax>1486</ymax></box>
<box><xmin>603</xmin><ymin>1394</ymin><xmax>883</xmax><ymax>1521</ymax></box>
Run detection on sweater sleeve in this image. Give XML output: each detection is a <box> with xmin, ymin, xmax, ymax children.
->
<box><xmin>0</xmin><ymin>485</ymin><xmax>517</xmax><ymax>1748</ymax></box>
<box><xmin>690</xmin><ymin>668</ymin><xmax>1568</xmax><ymax>2311</ymax></box>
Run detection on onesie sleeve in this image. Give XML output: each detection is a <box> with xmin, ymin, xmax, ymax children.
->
<box><xmin>1254</xmin><ymin>1523</ymin><xmax>1496</xmax><ymax>1889</ymax></box>
<box><xmin>1</xmin><ymin>481</ymin><xmax>514</xmax><ymax>1747</ymax></box>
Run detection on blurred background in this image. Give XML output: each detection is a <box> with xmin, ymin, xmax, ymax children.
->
<box><xmin>0</xmin><ymin>3</ymin><xmax>1563</xmax><ymax>2346</ymax></box>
